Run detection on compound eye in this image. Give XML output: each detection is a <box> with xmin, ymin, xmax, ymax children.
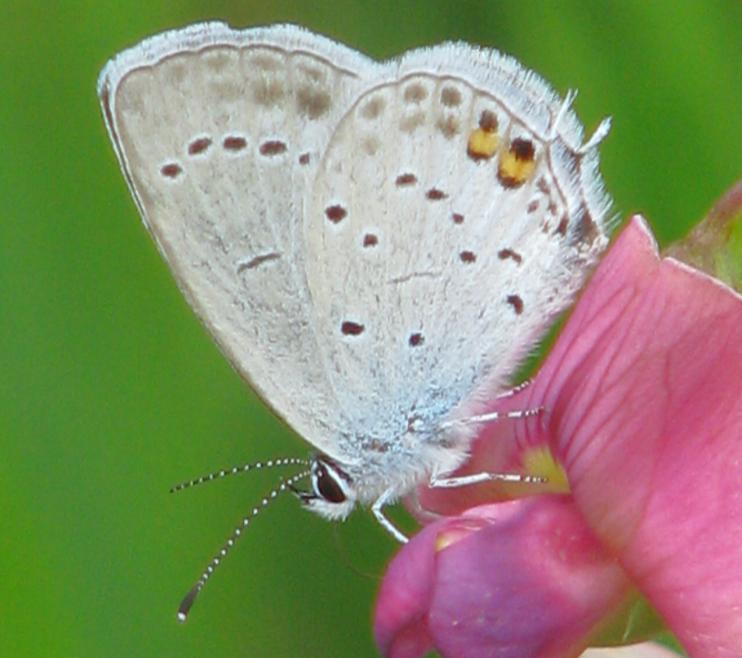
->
<box><xmin>315</xmin><ymin>464</ymin><xmax>347</xmax><ymax>503</ymax></box>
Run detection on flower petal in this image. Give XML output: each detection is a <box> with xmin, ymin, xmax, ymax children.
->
<box><xmin>374</xmin><ymin>519</ymin><xmax>438</xmax><ymax>658</ymax></box>
<box><xmin>511</xmin><ymin>217</ymin><xmax>742</xmax><ymax>655</ymax></box>
<box><xmin>411</xmin><ymin>216</ymin><xmax>742</xmax><ymax>654</ymax></box>
<box><xmin>376</xmin><ymin>497</ymin><xmax>631</xmax><ymax>658</ymax></box>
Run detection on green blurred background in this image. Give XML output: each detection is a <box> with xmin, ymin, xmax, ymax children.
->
<box><xmin>2</xmin><ymin>1</ymin><xmax>739</xmax><ymax>657</ymax></box>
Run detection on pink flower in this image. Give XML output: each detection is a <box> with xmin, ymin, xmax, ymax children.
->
<box><xmin>374</xmin><ymin>216</ymin><xmax>742</xmax><ymax>658</ymax></box>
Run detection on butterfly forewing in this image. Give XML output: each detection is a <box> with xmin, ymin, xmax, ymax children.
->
<box><xmin>99</xmin><ymin>24</ymin><xmax>378</xmax><ymax>455</ymax></box>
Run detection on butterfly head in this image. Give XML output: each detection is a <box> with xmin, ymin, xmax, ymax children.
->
<box><xmin>294</xmin><ymin>454</ymin><xmax>357</xmax><ymax>521</ymax></box>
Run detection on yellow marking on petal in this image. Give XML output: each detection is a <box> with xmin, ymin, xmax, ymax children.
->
<box><xmin>467</xmin><ymin>128</ymin><xmax>499</xmax><ymax>161</ymax></box>
<box><xmin>435</xmin><ymin>523</ymin><xmax>482</xmax><ymax>552</ymax></box>
<box><xmin>522</xmin><ymin>446</ymin><xmax>570</xmax><ymax>493</ymax></box>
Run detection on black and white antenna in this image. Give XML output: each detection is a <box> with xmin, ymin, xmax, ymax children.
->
<box><xmin>171</xmin><ymin>459</ymin><xmax>310</xmax><ymax>622</ymax></box>
<box><xmin>170</xmin><ymin>457</ymin><xmax>308</xmax><ymax>493</ymax></box>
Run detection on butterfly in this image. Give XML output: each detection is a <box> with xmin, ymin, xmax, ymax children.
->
<box><xmin>98</xmin><ymin>22</ymin><xmax>611</xmax><ymax>619</ymax></box>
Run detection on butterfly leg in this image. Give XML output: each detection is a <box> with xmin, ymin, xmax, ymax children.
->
<box><xmin>439</xmin><ymin>405</ymin><xmax>543</xmax><ymax>431</ymax></box>
<box><xmin>494</xmin><ymin>378</ymin><xmax>533</xmax><ymax>399</ymax></box>
<box><xmin>430</xmin><ymin>471</ymin><xmax>546</xmax><ymax>488</ymax></box>
<box><xmin>372</xmin><ymin>489</ymin><xmax>409</xmax><ymax>544</ymax></box>
<box><xmin>407</xmin><ymin>487</ymin><xmax>445</xmax><ymax>523</ymax></box>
